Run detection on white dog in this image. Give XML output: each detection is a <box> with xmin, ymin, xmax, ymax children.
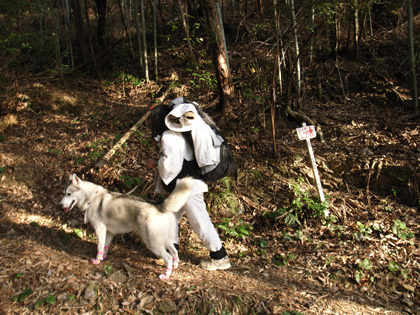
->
<box><xmin>60</xmin><ymin>173</ymin><xmax>194</xmax><ymax>279</ymax></box>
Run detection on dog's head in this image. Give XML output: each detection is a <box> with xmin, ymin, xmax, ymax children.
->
<box><xmin>60</xmin><ymin>173</ymin><xmax>92</xmax><ymax>213</ymax></box>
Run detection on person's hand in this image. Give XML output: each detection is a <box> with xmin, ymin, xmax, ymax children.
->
<box><xmin>147</xmin><ymin>159</ymin><xmax>158</xmax><ymax>169</ymax></box>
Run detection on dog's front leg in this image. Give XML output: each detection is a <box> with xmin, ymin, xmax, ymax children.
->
<box><xmin>92</xmin><ymin>224</ymin><xmax>107</xmax><ymax>265</ymax></box>
<box><xmin>158</xmin><ymin>251</ymin><xmax>175</xmax><ymax>280</ymax></box>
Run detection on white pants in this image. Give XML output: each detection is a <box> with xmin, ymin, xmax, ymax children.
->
<box><xmin>174</xmin><ymin>193</ymin><xmax>222</xmax><ymax>252</ymax></box>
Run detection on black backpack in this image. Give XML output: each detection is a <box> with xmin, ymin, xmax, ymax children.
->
<box><xmin>182</xmin><ymin>127</ymin><xmax>237</xmax><ymax>182</ymax></box>
<box><xmin>162</xmin><ymin>99</ymin><xmax>237</xmax><ymax>192</ymax></box>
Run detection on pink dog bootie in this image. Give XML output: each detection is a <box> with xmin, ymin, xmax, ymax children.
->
<box><xmin>91</xmin><ymin>251</ymin><xmax>104</xmax><ymax>265</ymax></box>
<box><xmin>159</xmin><ymin>267</ymin><xmax>172</xmax><ymax>280</ymax></box>
<box><xmin>91</xmin><ymin>246</ymin><xmax>109</xmax><ymax>264</ymax></box>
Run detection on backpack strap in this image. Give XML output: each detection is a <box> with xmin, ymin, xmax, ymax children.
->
<box><xmin>162</xmin><ymin>158</ymin><xmax>203</xmax><ymax>192</ymax></box>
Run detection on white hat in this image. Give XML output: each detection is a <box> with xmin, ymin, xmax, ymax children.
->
<box><xmin>165</xmin><ymin>103</ymin><xmax>204</xmax><ymax>132</ymax></box>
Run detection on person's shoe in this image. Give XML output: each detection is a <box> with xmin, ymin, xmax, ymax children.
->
<box><xmin>200</xmin><ymin>256</ymin><xmax>231</xmax><ymax>271</ymax></box>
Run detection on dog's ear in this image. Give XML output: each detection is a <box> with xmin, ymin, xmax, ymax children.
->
<box><xmin>70</xmin><ymin>173</ymin><xmax>82</xmax><ymax>187</ymax></box>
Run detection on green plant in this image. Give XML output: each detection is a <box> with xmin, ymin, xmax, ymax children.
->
<box><xmin>187</xmin><ymin>68</ymin><xmax>217</xmax><ymax>89</ymax></box>
<box><xmin>387</xmin><ymin>261</ymin><xmax>412</xmax><ymax>280</ymax></box>
<box><xmin>135</xmin><ymin>131</ymin><xmax>151</xmax><ymax>147</ymax></box>
<box><xmin>295</xmin><ymin>229</ymin><xmax>303</xmax><ymax>240</ymax></box>
<box><xmin>210</xmin><ymin>177</ymin><xmax>242</xmax><ymax>215</ymax></box>
<box><xmin>67</xmin><ymin>293</ymin><xmax>76</xmax><ymax>301</ymax></box>
<box><xmin>208</xmin><ymin>309</ymin><xmax>231</xmax><ymax>315</ymax></box>
<box><xmin>73</xmin><ymin>228</ymin><xmax>83</xmax><ymax>239</ymax></box>
<box><xmin>59</xmin><ymin>228</ymin><xmax>84</xmax><ymax>245</ymax></box>
<box><xmin>391</xmin><ymin>188</ymin><xmax>399</xmax><ymax>197</ymax></box>
<box><xmin>241</xmin><ymin>84</ymin><xmax>264</xmax><ymax>105</ymax></box>
<box><xmin>354</xmin><ymin>258</ymin><xmax>373</xmax><ymax>284</ymax></box>
<box><xmin>256</xmin><ymin>238</ymin><xmax>268</xmax><ymax>248</ymax></box>
<box><xmin>47</xmin><ymin>148</ymin><xmax>61</xmax><ymax>156</ymax></box>
<box><xmin>34</xmin><ymin>294</ymin><xmax>56</xmax><ymax>309</ymax></box>
<box><xmin>284</xmin><ymin>211</ymin><xmax>301</xmax><ymax>227</ymax></box>
<box><xmin>217</xmin><ymin>218</ymin><xmax>252</xmax><ymax>239</ymax></box>
<box><xmin>123</xmin><ymin>73</ymin><xmax>144</xmax><ymax>87</ymax></box>
<box><xmin>274</xmin><ymin>254</ymin><xmax>295</xmax><ymax>266</ymax></box>
<box><xmin>282</xmin><ymin>232</ymin><xmax>294</xmax><ymax>242</ymax></box>
<box><xmin>255</xmin><ymin>238</ymin><xmax>268</xmax><ymax>256</ymax></box>
<box><xmin>388</xmin><ymin>261</ymin><xmax>399</xmax><ymax>272</ymax></box>
<box><xmin>45</xmin><ymin>294</ymin><xmax>56</xmax><ymax>305</ymax></box>
<box><xmin>323</xmin><ymin>216</ymin><xmax>344</xmax><ymax>238</ymax></box>
<box><xmin>120</xmin><ymin>175</ymin><xmax>141</xmax><ymax>189</ymax></box>
<box><xmin>13</xmin><ymin>273</ymin><xmax>23</xmax><ymax>280</ymax></box>
<box><xmin>244</xmin><ymin>169</ymin><xmax>263</xmax><ymax>180</ymax></box>
<box><xmin>262</xmin><ymin>183</ymin><xmax>330</xmax><ymax>227</ymax></box>
<box><xmin>400</xmin><ymin>268</ymin><xmax>412</xmax><ymax>280</ymax></box>
<box><xmin>291</xmin><ymin>183</ymin><xmax>329</xmax><ymax>220</ymax></box>
<box><xmin>104</xmin><ymin>265</ymin><xmax>114</xmax><ymax>276</ymax></box>
<box><xmin>86</xmin><ymin>138</ymin><xmax>111</xmax><ymax>160</ymax></box>
<box><xmin>359</xmin><ymin>258</ymin><xmax>373</xmax><ymax>270</ymax></box>
<box><xmin>384</xmin><ymin>205</ymin><xmax>394</xmax><ymax>213</ymax></box>
<box><xmin>324</xmin><ymin>255</ymin><xmax>336</xmax><ymax>267</ymax></box>
<box><xmin>58</xmin><ymin>229</ymin><xmax>71</xmax><ymax>245</ymax></box>
<box><xmin>353</xmin><ymin>221</ymin><xmax>372</xmax><ymax>241</ymax></box>
<box><xmin>353</xmin><ymin>221</ymin><xmax>382</xmax><ymax>242</ymax></box>
<box><xmin>87</xmin><ymin>143</ymin><xmax>104</xmax><ymax>160</ymax></box>
<box><xmin>34</xmin><ymin>298</ymin><xmax>44</xmax><ymax>309</ymax></box>
<box><xmin>12</xmin><ymin>288</ymin><xmax>33</xmax><ymax>302</ymax></box>
<box><xmin>391</xmin><ymin>220</ymin><xmax>414</xmax><ymax>240</ymax></box>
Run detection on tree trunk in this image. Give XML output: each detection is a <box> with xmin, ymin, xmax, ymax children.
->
<box><xmin>309</xmin><ymin>0</ymin><xmax>315</xmax><ymax>65</ymax></box>
<box><xmin>287</xmin><ymin>0</ymin><xmax>302</xmax><ymax>106</ymax></box>
<box><xmin>153</xmin><ymin>0</ymin><xmax>158</xmax><ymax>81</ymax></box>
<box><xmin>118</xmin><ymin>0</ymin><xmax>134</xmax><ymax>58</ymax></box>
<box><xmin>274</xmin><ymin>0</ymin><xmax>283</xmax><ymax>93</ymax></box>
<box><xmin>177</xmin><ymin>0</ymin><xmax>196</xmax><ymax>66</ymax></box>
<box><xmin>84</xmin><ymin>0</ymin><xmax>98</xmax><ymax>76</ymax></box>
<box><xmin>94</xmin><ymin>0</ymin><xmax>107</xmax><ymax>46</ymax></box>
<box><xmin>140</xmin><ymin>0</ymin><xmax>149</xmax><ymax>82</ymax></box>
<box><xmin>354</xmin><ymin>0</ymin><xmax>360</xmax><ymax>58</ymax></box>
<box><xmin>64</xmin><ymin>0</ymin><xmax>74</xmax><ymax>68</ymax></box>
<box><xmin>71</xmin><ymin>0</ymin><xmax>88</xmax><ymax>62</ymax></box>
<box><xmin>407</xmin><ymin>0</ymin><xmax>418</xmax><ymax>113</ymax></box>
<box><xmin>134</xmin><ymin>0</ymin><xmax>144</xmax><ymax>72</ymax></box>
<box><xmin>256</xmin><ymin>0</ymin><xmax>263</xmax><ymax>19</ymax></box>
<box><xmin>202</xmin><ymin>0</ymin><xmax>234</xmax><ymax>113</ymax></box>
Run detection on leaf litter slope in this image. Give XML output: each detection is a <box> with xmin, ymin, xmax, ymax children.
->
<box><xmin>0</xmin><ymin>77</ymin><xmax>418</xmax><ymax>315</ymax></box>
<box><xmin>1</xmin><ymin>49</ymin><xmax>420</xmax><ymax>315</ymax></box>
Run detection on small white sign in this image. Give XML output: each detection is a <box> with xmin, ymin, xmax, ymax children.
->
<box><xmin>296</xmin><ymin>125</ymin><xmax>316</xmax><ymax>140</ymax></box>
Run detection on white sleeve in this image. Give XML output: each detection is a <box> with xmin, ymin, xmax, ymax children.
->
<box><xmin>191</xmin><ymin>124</ymin><xmax>219</xmax><ymax>167</ymax></box>
<box><xmin>158</xmin><ymin>131</ymin><xmax>185</xmax><ymax>185</ymax></box>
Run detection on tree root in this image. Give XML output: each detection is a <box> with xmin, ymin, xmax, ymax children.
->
<box><xmin>285</xmin><ymin>105</ymin><xmax>325</xmax><ymax>142</ymax></box>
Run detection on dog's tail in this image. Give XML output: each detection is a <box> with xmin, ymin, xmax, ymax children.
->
<box><xmin>161</xmin><ymin>177</ymin><xmax>195</xmax><ymax>213</ymax></box>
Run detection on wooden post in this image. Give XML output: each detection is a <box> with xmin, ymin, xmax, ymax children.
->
<box><xmin>296</xmin><ymin>123</ymin><xmax>328</xmax><ymax>216</ymax></box>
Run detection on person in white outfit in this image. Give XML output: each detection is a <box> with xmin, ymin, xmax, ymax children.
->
<box><xmin>147</xmin><ymin>99</ymin><xmax>231</xmax><ymax>271</ymax></box>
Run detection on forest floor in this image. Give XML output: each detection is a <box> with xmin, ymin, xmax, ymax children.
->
<box><xmin>1</xmin><ymin>30</ymin><xmax>420</xmax><ymax>315</ymax></box>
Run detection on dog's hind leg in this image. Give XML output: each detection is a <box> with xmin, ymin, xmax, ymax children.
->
<box><xmin>103</xmin><ymin>232</ymin><xmax>114</xmax><ymax>259</ymax></box>
<box><xmin>166</xmin><ymin>243</ymin><xmax>179</xmax><ymax>269</ymax></box>
<box><xmin>149</xmin><ymin>247</ymin><xmax>174</xmax><ymax>280</ymax></box>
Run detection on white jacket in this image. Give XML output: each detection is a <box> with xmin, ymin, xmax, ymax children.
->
<box><xmin>156</xmin><ymin>129</ymin><xmax>208</xmax><ymax>195</ymax></box>
<box><xmin>165</xmin><ymin>103</ymin><xmax>223</xmax><ymax>170</ymax></box>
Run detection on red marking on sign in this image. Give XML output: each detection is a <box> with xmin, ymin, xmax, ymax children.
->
<box><xmin>296</xmin><ymin>126</ymin><xmax>317</xmax><ymax>140</ymax></box>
